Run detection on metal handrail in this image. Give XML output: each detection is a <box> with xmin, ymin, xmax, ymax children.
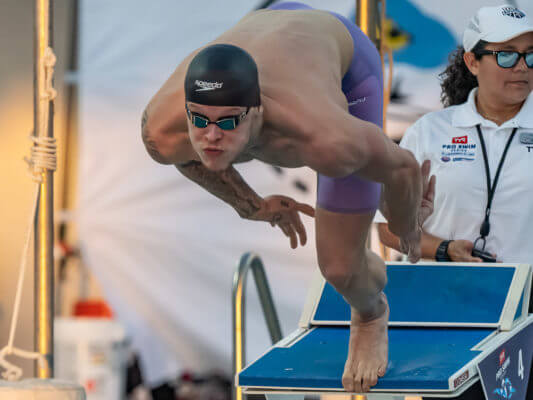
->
<box><xmin>232</xmin><ymin>252</ymin><xmax>283</xmax><ymax>400</ymax></box>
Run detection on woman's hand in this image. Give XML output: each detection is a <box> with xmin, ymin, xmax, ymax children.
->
<box><xmin>448</xmin><ymin>240</ymin><xmax>497</xmax><ymax>262</ymax></box>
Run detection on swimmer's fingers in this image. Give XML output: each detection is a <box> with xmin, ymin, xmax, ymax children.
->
<box><xmin>295</xmin><ymin>203</ymin><xmax>315</xmax><ymax>218</ymax></box>
<box><xmin>419</xmin><ymin>160</ymin><xmax>436</xmax><ymax>224</ymax></box>
<box><xmin>283</xmin><ymin>223</ymin><xmax>298</xmax><ymax>249</ymax></box>
<box><xmin>288</xmin><ymin>225</ymin><xmax>298</xmax><ymax>249</ymax></box>
<box><xmin>400</xmin><ymin>229</ymin><xmax>422</xmax><ymax>263</ymax></box>
<box><xmin>277</xmin><ymin>221</ymin><xmax>298</xmax><ymax>249</ymax></box>
<box><xmin>290</xmin><ymin>211</ymin><xmax>307</xmax><ymax>246</ymax></box>
<box><xmin>421</xmin><ymin>159</ymin><xmax>431</xmax><ymax>188</ymax></box>
<box><xmin>426</xmin><ymin>174</ymin><xmax>436</xmax><ymax>203</ymax></box>
<box><xmin>278</xmin><ymin>222</ymin><xmax>290</xmax><ymax>237</ymax></box>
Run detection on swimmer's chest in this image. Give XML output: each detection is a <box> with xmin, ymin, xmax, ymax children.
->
<box><xmin>245</xmin><ymin>126</ymin><xmax>309</xmax><ymax>168</ymax></box>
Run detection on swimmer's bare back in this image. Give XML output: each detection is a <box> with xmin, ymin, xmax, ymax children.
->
<box><xmin>144</xmin><ymin>9</ymin><xmax>357</xmax><ymax>172</ymax></box>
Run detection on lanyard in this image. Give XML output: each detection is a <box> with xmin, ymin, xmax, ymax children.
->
<box><xmin>474</xmin><ymin>124</ymin><xmax>517</xmax><ymax>250</ymax></box>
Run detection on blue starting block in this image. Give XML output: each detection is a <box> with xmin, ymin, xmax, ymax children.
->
<box><xmin>238</xmin><ymin>263</ymin><xmax>533</xmax><ymax>399</ymax></box>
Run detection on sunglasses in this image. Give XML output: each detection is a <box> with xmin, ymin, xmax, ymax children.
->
<box><xmin>186</xmin><ymin>106</ymin><xmax>249</xmax><ymax>130</ymax></box>
<box><xmin>475</xmin><ymin>50</ymin><xmax>533</xmax><ymax>69</ymax></box>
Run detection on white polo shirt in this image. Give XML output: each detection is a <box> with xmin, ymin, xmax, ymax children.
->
<box><xmin>376</xmin><ymin>88</ymin><xmax>533</xmax><ymax>264</ymax></box>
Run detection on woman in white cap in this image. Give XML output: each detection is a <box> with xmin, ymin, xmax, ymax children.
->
<box><xmin>377</xmin><ymin>5</ymin><xmax>532</xmax><ymax>399</ymax></box>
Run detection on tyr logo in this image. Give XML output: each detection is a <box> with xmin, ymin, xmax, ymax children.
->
<box><xmin>452</xmin><ymin>136</ymin><xmax>468</xmax><ymax>144</ymax></box>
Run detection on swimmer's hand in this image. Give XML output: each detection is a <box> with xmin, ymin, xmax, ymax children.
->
<box><xmin>400</xmin><ymin>160</ymin><xmax>436</xmax><ymax>263</ymax></box>
<box><xmin>250</xmin><ymin>195</ymin><xmax>315</xmax><ymax>249</ymax></box>
<box><xmin>399</xmin><ymin>229</ymin><xmax>422</xmax><ymax>263</ymax></box>
<box><xmin>418</xmin><ymin>160</ymin><xmax>436</xmax><ymax>226</ymax></box>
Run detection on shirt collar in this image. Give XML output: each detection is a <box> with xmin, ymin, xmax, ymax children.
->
<box><xmin>452</xmin><ymin>88</ymin><xmax>533</xmax><ymax>129</ymax></box>
<box><xmin>514</xmin><ymin>91</ymin><xmax>533</xmax><ymax>128</ymax></box>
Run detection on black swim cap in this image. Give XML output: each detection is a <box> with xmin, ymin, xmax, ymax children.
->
<box><xmin>184</xmin><ymin>44</ymin><xmax>261</xmax><ymax>107</ymax></box>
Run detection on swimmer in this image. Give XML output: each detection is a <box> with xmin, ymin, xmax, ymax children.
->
<box><xmin>141</xmin><ymin>2</ymin><xmax>435</xmax><ymax>393</ymax></box>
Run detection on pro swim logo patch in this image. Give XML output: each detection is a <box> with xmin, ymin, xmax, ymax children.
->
<box><xmin>442</xmin><ymin>136</ymin><xmax>476</xmax><ymax>162</ymax></box>
<box><xmin>195</xmin><ymin>80</ymin><xmax>223</xmax><ymax>92</ymax></box>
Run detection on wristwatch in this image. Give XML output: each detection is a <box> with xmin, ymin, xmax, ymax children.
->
<box><xmin>435</xmin><ymin>240</ymin><xmax>453</xmax><ymax>261</ymax></box>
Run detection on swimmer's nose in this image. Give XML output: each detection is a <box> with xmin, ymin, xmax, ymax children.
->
<box><xmin>204</xmin><ymin>124</ymin><xmax>223</xmax><ymax>142</ymax></box>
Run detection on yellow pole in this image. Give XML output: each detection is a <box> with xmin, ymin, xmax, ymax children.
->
<box><xmin>356</xmin><ymin>0</ymin><xmax>390</xmax><ymax>383</ymax></box>
<box><xmin>356</xmin><ymin>0</ymin><xmax>382</xmax><ymax>49</ymax></box>
<box><xmin>34</xmin><ymin>0</ymin><xmax>54</xmax><ymax>379</ymax></box>
<box><xmin>357</xmin><ymin>0</ymin><xmax>384</xmax><ymax>252</ymax></box>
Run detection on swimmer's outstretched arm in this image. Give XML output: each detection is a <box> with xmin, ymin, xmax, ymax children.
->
<box><xmin>176</xmin><ymin>161</ymin><xmax>263</xmax><ymax>219</ymax></box>
<box><xmin>175</xmin><ymin>161</ymin><xmax>314</xmax><ymax>248</ymax></box>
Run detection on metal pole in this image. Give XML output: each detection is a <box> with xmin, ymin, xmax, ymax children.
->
<box><xmin>34</xmin><ymin>0</ymin><xmax>54</xmax><ymax>379</ymax></box>
<box><xmin>356</xmin><ymin>0</ymin><xmax>382</xmax><ymax>50</ymax></box>
<box><xmin>357</xmin><ymin>0</ymin><xmax>386</xmax><ymax>253</ymax></box>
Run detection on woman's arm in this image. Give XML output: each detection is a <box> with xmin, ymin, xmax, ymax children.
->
<box><xmin>376</xmin><ymin>223</ymin><xmax>483</xmax><ymax>262</ymax></box>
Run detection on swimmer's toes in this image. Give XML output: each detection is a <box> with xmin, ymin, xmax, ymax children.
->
<box><xmin>342</xmin><ymin>372</ymin><xmax>354</xmax><ymax>392</ymax></box>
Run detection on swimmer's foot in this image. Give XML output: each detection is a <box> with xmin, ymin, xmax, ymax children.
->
<box><xmin>342</xmin><ymin>292</ymin><xmax>389</xmax><ymax>393</ymax></box>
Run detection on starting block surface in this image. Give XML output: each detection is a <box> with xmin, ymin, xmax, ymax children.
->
<box><xmin>238</xmin><ymin>263</ymin><xmax>532</xmax><ymax>397</ymax></box>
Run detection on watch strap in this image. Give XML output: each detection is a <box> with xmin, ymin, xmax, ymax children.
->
<box><xmin>435</xmin><ymin>240</ymin><xmax>453</xmax><ymax>262</ymax></box>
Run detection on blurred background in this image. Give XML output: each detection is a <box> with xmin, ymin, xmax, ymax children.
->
<box><xmin>1</xmin><ymin>0</ymin><xmax>531</xmax><ymax>399</ymax></box>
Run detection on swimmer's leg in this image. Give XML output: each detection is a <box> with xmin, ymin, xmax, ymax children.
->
<box><xmin>315</xmin><ymin>208</ymin><xmax>388</xmax><ymax>393</ymax></box>
<box><xmin>315</xmin><ymin>176</ymin><xmax>388</xmax><ymax>393</ymax></box>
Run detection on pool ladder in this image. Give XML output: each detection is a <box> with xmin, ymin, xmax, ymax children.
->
<box><xmin>232</xmin><ymin>252</ymin><xmax>283</xmax><ymax>400</ymax></box>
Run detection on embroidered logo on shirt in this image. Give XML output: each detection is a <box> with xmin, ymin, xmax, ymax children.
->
<box><xmin>441</xmin><ymin>141</ymin><xmax>477</xmax><ymax>162</ymax></box>
<box><xmin>519</xmin><ymin>132</ymin><xmax>533</xmax><ymax>144</ymax></box>
<box><xmin>452</xmin><ymin>135</ymin><xmax>468</xmax><ymax>144</ymax></box>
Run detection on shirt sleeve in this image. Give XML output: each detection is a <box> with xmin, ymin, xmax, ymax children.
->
<box><xmin>398</xmin><ymin>119</ymin><xmax>424</xmax><ymax>164</ymax></box>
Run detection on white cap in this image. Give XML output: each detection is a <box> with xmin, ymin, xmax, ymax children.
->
<box><xmin>463</xmin><ymin>5</ymin><xmax>533</xmax><ymax>52</ymax></box>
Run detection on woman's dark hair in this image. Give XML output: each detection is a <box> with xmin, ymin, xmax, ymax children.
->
<box><xmin>439</xmin><ymin>40</ymin><xmax>488</xmax><ymax>107</ymax></box>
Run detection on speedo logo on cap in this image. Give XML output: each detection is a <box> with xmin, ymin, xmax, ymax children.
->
<box><xmin>195</xmin><ymin>80</ymin><xmax>223</xmax><ymax>92</ymax></box>
<box><xmin>501</xmin><ymin>7</ymin><xmax>525</xmax><ymax>19</ymax></box>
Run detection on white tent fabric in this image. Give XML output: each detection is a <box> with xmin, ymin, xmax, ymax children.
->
<box><xmin>77</xmin><ymin>0</ymin><xmax>533</xmax><ymax>386</ymax></box>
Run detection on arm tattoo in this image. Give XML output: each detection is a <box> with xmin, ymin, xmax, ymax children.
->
<box><xmin>176</xmin><ymin>161</ymin><xmax>262</xmax><ymax>218</ymax></box>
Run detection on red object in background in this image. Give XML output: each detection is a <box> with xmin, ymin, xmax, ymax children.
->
<box><xmin>73</xmin><ymin>300</ymin><xmax>114</xmax><ymax>318</ymax></box>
